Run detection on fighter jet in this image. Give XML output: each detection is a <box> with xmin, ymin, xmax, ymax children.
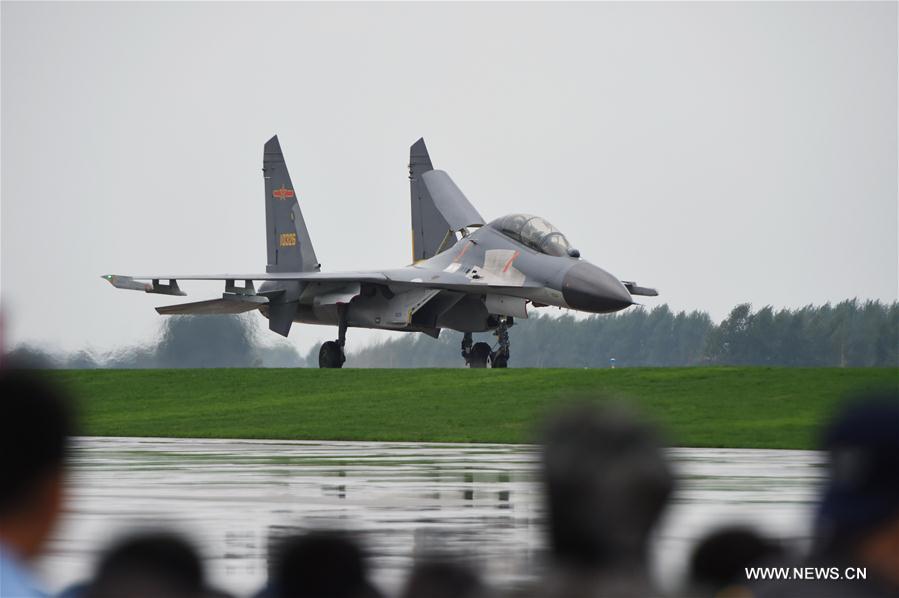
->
<box><xmin>104</xmin><ymin>136</ymin><xmax>657</xmax><ymax>368</ymax></box>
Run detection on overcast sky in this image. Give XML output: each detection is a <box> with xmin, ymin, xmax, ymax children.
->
<box><xmin>2</xmin><ymin>1</ymin><xmax>897</xmax><ymax>356</ymax></box>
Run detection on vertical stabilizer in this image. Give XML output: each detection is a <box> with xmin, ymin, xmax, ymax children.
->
<box><xmin>410</xmin><ymin>138</ymin><xmax>452</xmax><ymax>262</ymax></box>
<box><xmin>264</xmin><ymin>136</ymin><xmax>319</xmax><ymax>273</ymax></box>
<box><xmin>409</xmin><ymin>139</ymin><xmax>484</xmax><ymax>262</ymax></box>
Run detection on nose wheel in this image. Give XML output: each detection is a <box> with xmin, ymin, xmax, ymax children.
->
<box><xmin>461</xmin><ymin>318</ymin><xmax>512</xmax><ymax>368</ymax></box>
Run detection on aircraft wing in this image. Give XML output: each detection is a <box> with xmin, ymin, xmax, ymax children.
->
<box><xmin>105</xmin><ymin>272</ymin><xmax>390</xmax><ymax>285</ymax></box>
<box><xmin>103</xmin><ymin>269</ymin><xmax>541</xmax><ymax>296</ymax></box>
<box><xmin>105</xmin><ymin>268</ymin><xmax>542</xmax><ymax>327</ymax></box>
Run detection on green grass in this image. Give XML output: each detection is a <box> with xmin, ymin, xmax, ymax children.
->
<box><xmin>50</xmin><ymin>367</ymin><xmax>898</xmax><ymax>449</ymax></box>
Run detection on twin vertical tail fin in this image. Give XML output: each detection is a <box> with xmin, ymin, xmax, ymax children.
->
<box><xmin>264</xmin><ymin>136</ymin><xmax>319</xmax><ymax>273</ymax></box>
<box><xmin>409</xmin><ymin>138</ymin><xmax>446</xmax><ymax>263</ymax></box>
<box><xmin>409</xmin><ymin>138</ymin><xmax>485</xmax><ymax>263</ymax></box>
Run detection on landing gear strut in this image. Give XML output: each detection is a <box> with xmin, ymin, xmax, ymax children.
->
<box><xmin>461</xmin><ymin>317</ymin><xmax>512</xmax><ymax>368</ymax></box>
<box><xmin>319</xmin><ymin>306</ymin><xmax>348</xmax><ymax>368</ymax></box>
<box><xmin>490</xmin><ymin>318</ymin><xmax>511</xmax><ymax>368</ymax></box>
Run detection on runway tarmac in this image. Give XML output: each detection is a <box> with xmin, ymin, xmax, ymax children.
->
<box><xmin>37</xmin><ymin>437</ymin><xmax>825</xmax><ymax>595</ymax></box>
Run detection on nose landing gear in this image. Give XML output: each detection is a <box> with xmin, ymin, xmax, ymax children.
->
<box><xmin>461</xmin><ymin>317</ymin><xmax>512</xmax><ymax>368</ymax></box>
<box><xmin>490</xmin><ymin>320</ymin><xmax>510</xmax><ymax>368</ymax></box>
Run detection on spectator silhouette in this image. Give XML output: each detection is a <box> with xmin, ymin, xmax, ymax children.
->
<box><xmin>688</xmin><ymin>526</ymin><xmax>785</xmax><ymax>597</ymax></box>
<box><xmin>400</xmin><ymin>559</ymin><xmax>487</xmax><ymax>598</ymax></box>
<box><xmin>811</xmin><ymin>393</ymin><xmax>899</xmax><ymax>597</ymax></box>
<box><xmin>755</xmin><ymin>392</ymin><xmax>899</xmax><ymax>598</ymax></box>
<box><xmin>0</xmin><ymin>370</ymin><xmax>74</xmax><ymax>598</ymax></box>
<box><xmin>83</xmin><ymin>531</ymin><xmax>216</xmax><ymax>598</ymax></box>
<box><xmin>516</xmin><ymin>403</ymin><xmax>673</xmax><ymax>598</ymax></box>
<box><xmin>258</xmin><ymin>530</ymin><xmax>382</xmax><ymax>598</ymax></box>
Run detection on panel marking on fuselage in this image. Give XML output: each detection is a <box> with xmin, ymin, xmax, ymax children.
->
<box><xmin>502</xmin><ymin>250</ymin><xmax>521</xmax><ymax>273</ymax></box>
<box><xmin>453</xmin><ymin>240</ymin><xmax>473</xmax><ymax>263</ymax></box>
<box><xmin>467</xmin><ymin>249</ymin><xmax>527</xmax><ymax>286</ymax></box>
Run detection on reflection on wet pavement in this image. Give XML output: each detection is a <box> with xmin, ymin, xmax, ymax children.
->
<box><xmin>36</xmin><ymin>438</ymin><xmax>825</xmax><ymax>595</ymax></box>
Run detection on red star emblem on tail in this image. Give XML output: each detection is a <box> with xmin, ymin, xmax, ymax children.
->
<box><xmin>272</xmin><ymin>186</ymin><xmax>295</xmax><ymax>199</ymax></box>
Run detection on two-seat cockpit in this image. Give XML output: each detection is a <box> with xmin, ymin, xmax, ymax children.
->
<box><xmin>488</xmin><ymin>214</ymin><xmax>579</xmax><ymax>258</ymax></box>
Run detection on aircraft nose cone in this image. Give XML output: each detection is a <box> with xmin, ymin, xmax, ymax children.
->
<box><xmin>562</xmin><ymin>262</ymin><xmax>634</xmax><ymax>314</ymax></box>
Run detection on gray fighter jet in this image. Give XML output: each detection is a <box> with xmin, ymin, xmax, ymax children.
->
<box><xmin>104</xmin><ymin>136</ymin><xmax>657</xmax><ymax>368</ymax></box>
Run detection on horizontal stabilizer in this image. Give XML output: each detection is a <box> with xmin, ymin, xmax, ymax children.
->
<box><xmin>622</xmin><ymin>281</ymin><xmax>659</xmax><ymax>297</ymax></box>
<box><xmin>156</xmin><ymin>297</ymin><xmax>267</xmax><ymax>315</ymax></box>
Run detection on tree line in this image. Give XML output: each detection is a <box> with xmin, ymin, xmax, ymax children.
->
<box><xmin>8</xmin><ymin>315</ymin><xmax>301</xmax><ymax>369</ymax></box>
<box><xmin>347</xmin><ymin>300</ymin><xmax>898</xmax><ymax>368</ymax></box>
<box><xmin>8</xmin><ymin>300</ymin><xmax>896</xmax><ymax>368</ymax></box>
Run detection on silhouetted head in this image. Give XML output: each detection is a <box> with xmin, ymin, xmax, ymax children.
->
<box><xmin>85</xmin><ymin>532</ymin><xmax>205</xmax><ymax>598</ymax></box>
<box><xmin>814</xmin><ymin>391</ymin><xmax>899</xmax><ymax>589</ymax></box>
<box><xmin>0</xmin><ymin>370</ymin><xmax>75</xmax><ymax>560</ymax></box>
<box><xmin>268</xmin><ymin>531</ymin><xmax>380</xmax><ymax>598</ymax></box>
<box><xmin>816</xmin><ymin>392</ymin><xmax>899</xmax><ymax>552</ymax></box>
<box><xmin>541</xmin><ymin>403</ymin><xmax>673</xmax><ymax>569</ymax></box>
<box><xmin>400</xmin><ymin>560</ymin><xmax>485</xmax><ymax>598</ymax></box>
<box><xmin>689</xmin><ymin>526</ymin><xmax>784</xmax><ymax>595</ymax></box>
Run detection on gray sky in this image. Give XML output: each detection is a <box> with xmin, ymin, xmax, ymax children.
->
<box><xmin>2</xmin><ymin>1</ymin><xmax>897</xmax><ymax>356</ymax></box>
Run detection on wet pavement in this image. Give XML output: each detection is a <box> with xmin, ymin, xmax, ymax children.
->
<box><xmin>36</xmin><ymin>437</ymin><xmax>825</xmax><ymax>595</ymax></box>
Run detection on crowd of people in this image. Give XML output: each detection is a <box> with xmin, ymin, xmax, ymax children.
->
<box><xmin>1</xmin><ymin>368</ymin><xmax>897</xmax><ymax>598</ymax></box>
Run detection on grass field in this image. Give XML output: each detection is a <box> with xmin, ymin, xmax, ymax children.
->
<box><xmin>50</xmin><ymin>367</ymin><xmax>897</xmax><ymax>449</ymax></box>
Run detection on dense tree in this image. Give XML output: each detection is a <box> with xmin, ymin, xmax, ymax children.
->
<box><xmin>10</xmin><ymin>315</ymin><xmax>303</xmax><ymax>369</ymax></box>
<box><xmin>350</xmin><ymin>301</ymin><xmax>897</xmax><ymax>368</ymax></box>
<box><xmin>700</xmin><ymin>300</ymin><xmax>898</xmax><ymax>367</ymax></box>
<box><xmin>10</xmin><ymin>301</ymin><xmax>897</xmax><ymax>368</ymax></box>
<box><xmin>349</xmin><ymin>305</ymin><xmax>716</xmax><ymax>368</ymax></box>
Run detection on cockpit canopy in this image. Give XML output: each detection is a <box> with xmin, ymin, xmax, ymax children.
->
<box><xmin>489</xmin><ymin>214</ymin><xmax>574</xmax><ymax>257</ymax></box>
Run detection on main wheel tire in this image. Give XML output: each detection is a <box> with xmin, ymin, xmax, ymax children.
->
<box><xmin>319</xmin><ymin>341</ymin><xmax>345</xmax><ymax>368</ymax></box>
<box><xmin>490</xmin><ymin>351</ymin><xmax>509</xmax><ymax>368</ymax></box>
<box><xmin>469</xmin><ymin>342</ymin><xmax>491</xmax><ymax>368</ymax></box>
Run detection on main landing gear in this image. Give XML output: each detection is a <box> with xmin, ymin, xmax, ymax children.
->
<box><xmin>319</xmin><ymin>306</ymin><xmax>348</xmax><ymax>368</ymax></box>
<box><xmin>461</xmin><ymin>317</ymin><xmax>512</xmax><ymax>368</ymax></box>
